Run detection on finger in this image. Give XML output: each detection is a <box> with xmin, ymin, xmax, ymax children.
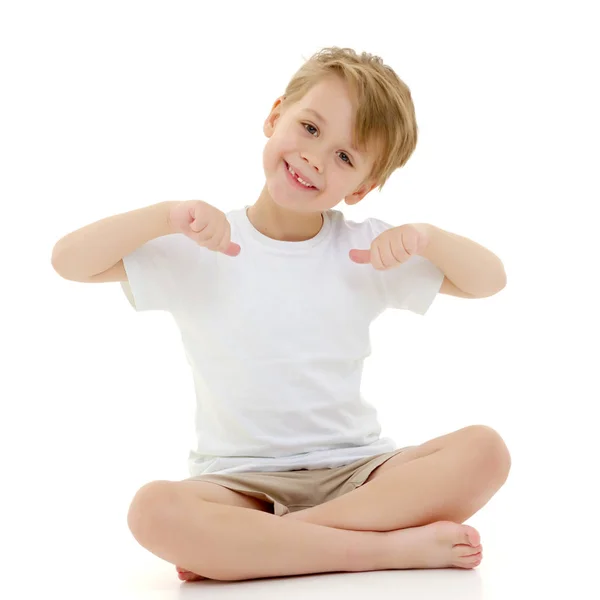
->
<box><xmin>378</xmin><ymin>241</ymin><xmax>398</xmax><ymax>269</ymax></box>
<box><xmin>195</xmin><ymin>222</ymin><xmax>220</xmax><ymax>244</ymax></box>
<box><xmin>373</xmin><ymin>243</ymin><xmax>386</xmax><ymax>270</ymax></box>
<box><xmin>224</xmin><ymin>242</ymin><xmax>241</xmax><ymax>256</ymax></box>
<box><xmin>400</xmin><ymin>229</ymin><xmax>422</xmax><ymax>256</ymax></box>
<box><xmin>215</xmin><ymin>227</ymin><xmax>232</xmax><ymax>253</ymax></box>
<box><xmin>389</xmin><ymin>238</ymin><xmax>407</xmax><ymax>265</ymax></box>
<box><xmin>416</xmin><ymin>232</ymin><xmax>429</xmax><ymax>254</ymax></box>
<box><xmin>189</xmin><ymin>217</ymin><xmax>209</xmax><ymax>234</ymax></box>
<box><xmin>215</xmin><ymin>224</ymin><xmax>241</xmax><ymax>256</ymax></box>
<box><xmin>349</xmin><ymin>249</ymin><xmax>371</xmax><ymax>264</ymax></box>
<box><xmin>402</xmin><ymin>238</ymin><xmax>417</xmax><ymax>256</ymax></box>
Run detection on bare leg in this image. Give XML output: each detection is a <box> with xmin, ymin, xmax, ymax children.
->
<box><xmin>287</xmin><ymin>425</ymin><xmax>511</xmax><ymax>531</ymax></box>
<box><xmin>128</xmin><ymin>482</ymin><xmax>482</xmax><ymax>582</ymax></box>
<box><xmin>129</xmin><ymin>484</ymin><xmax>387</xmax><ymax>581</ymax></box>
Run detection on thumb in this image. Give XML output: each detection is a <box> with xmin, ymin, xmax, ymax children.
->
<box><xmin>224</xmin><ymin>242</ymin><xmax>241</xmax><ymax>257</ymax></box>
<box><xmin>349</xmin><ymin>249</ymin><xmax>371</xmax><ymax>264</ymax></box>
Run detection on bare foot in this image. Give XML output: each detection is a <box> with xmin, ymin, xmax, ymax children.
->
<box><xmin>380</xmin><ymin>521</ymin><xmax>483</xmax><ymax>570</ymax></box>
<box><xmin>176</xmin><ymin>566</ymin><xmax>208</xmax><ymax>582</ymax></box>
<box><xmin>175</xmin><ymin>520</ymin><xmax>482</xmax><ymax>580</ymax></box>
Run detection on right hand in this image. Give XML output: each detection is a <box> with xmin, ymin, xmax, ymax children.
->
<box><xmin>168</xmin><ymin>200</ymin><xmax>241</xmax><ymax>257</ymax></box>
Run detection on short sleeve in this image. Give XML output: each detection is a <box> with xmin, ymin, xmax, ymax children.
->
<box><xmin>121</xmin><ymin>233</ymin><xmax>200</xmax><ymax>312</ymax></box>
<box><xmin>378</xmin><ymin>255</ymin><xmax>444</xmax><ymax>314</ymax></box>
<box><xmin>367</xmin><ymin>218</ymin><xmax>444</xmax><ymax>315</ymax></box>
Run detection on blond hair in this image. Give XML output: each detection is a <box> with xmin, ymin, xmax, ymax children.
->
<box><xmin>280</xmin><ymin>47</ymin><xmax>418</xmax><ymax>192</ymax></box>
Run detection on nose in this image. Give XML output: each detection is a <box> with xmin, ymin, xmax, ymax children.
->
<box><xmin>300</xmin><ymin>152</ymin><xmax>323</xmax><ymax>175</ymax></box>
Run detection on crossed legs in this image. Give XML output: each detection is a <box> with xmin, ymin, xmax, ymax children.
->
<box><xmin>286</xmin><ymin>424</ymin><xmax>511</xmax><ymax>531</ymax></box>
<box><xmin>127</xmin><ymin>425</ymin><xmax>510</xmax><ymax>581</ymax></box>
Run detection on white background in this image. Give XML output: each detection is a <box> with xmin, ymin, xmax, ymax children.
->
<box><xmin>2</xmin><ymin>1</ymin><xmax>598</xmax><ymax>598</ymax></box>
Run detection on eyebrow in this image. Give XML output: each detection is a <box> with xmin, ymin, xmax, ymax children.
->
<box><xmin>301</xmin><ymin>108</ymin><xmax>361</xmax><ymax>156</ymax></box>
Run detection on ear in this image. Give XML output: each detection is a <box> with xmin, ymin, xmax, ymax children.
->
<box><xmin>344</xmin><ymin>181</ymin><xmax>378</xmax><ymax>205</ymax></box>
<box><xmin>263</xmin><ymin>96</ymin><xmax>286</xmax><ymax>137</ymax></box>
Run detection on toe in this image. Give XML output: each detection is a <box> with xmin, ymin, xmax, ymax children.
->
<box><xmin>466</xmin><ymin>552</ymin><xmax>483</xmax><ymax>567</ymax></box>
<box><xmin>461</xmin><ymin>525</ymin><xmax>481</xmax><ymax>547</ymax></box>
<box><xmin>455</xmin><ymin>543</ymin><xmax>482</xmax><ymax>557</ymax></box>
<box><xmin>454</xmin><ymin>550</ymin><xmax>482</xmax><ymax>569</ymax></box>
<box><xmin>176</xmin><ymin>566</ymin><xmax>206</xmax><ymax>582</ymax></box>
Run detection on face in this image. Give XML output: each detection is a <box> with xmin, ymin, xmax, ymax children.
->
<box><xmin>262</xmin><ymin>76</ymin><xmax>378</xmax><ymax>214</ymax></box>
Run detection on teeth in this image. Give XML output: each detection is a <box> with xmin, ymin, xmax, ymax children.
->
<box><xmin>287</xmin><ymin>164</ymin><xmax>314</xmax><ymax>188</ymax></box>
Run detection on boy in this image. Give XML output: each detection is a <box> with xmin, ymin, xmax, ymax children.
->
<box><xmin>52</xmin><ymin>47</ymin><xmax>510</xmax><ymax>582</ymax></box>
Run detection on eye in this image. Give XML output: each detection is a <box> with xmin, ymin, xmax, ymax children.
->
<box><xmin>303</xmin><ymin>123</ymin><xmax>318</xmax><ymax>136</ymax></box>
<box><xmin>338</xmin><ymin>152</ymin><xmax>352</xmax><ymax>165</ymax></box>
<box><xmin>301</xmin><ymin>122</ymin><xmax>354</xmax><ymax>167</ymax></box>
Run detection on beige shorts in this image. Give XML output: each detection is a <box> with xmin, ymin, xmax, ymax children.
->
<box><xmin>184</xmin><ymin>447</ymin><xmax>413</xmax><ymax>517</ymax></box>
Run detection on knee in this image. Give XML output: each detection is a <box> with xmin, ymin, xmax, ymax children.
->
<box><xmin>462</xmin><ymin>425</ymin><xmax>512</xmax><ymax>484</ymax></box>
<box><xmin>127</xmin><ymin>480</ymin><xmax>181</xmax><ymax>543</ymax></box>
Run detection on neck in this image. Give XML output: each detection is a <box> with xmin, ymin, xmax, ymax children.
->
<box><xmin>247</xmin><ymin>184</ymin><xmax>324</xmax><ymax>242</ymax></box>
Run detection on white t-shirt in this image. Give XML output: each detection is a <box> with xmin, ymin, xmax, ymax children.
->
<box><xmin>121</xmin><ymin>206</ymin><xmax>444</xmax><ymax>476</ymax></box>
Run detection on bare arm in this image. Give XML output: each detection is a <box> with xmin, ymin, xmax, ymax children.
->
<box><xmin>51</xmin><ymin>201</ymin><xmax>178</xmax><ymax>282</ymax></box>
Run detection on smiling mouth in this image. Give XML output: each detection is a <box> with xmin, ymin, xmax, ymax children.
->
<box><xmin>285</xmin><ymin>161</ymin><xmax>318</xmax><ymax>190</ymax></box>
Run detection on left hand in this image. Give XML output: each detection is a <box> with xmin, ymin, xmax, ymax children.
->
<box><xmin>349</xmin><ymin>224</ymin><xmax>430</xmax><ymax>270</ymax></box>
